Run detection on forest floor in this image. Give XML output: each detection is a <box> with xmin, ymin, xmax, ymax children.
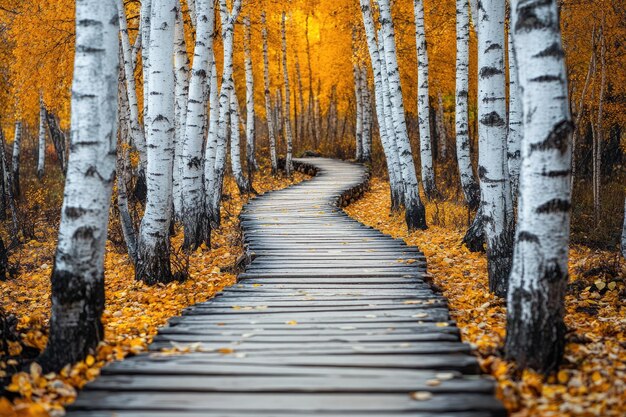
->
<box><xmin>344</xmin><ymin>178</ymin><xmax>626</xmax><ymax>417</ymax></box>
<box><xmin>0</xmin><ymin>170</ymin><xmax>307</xmax><ymax>417</ymax></box>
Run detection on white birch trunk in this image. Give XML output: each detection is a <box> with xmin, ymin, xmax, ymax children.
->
<box><xmin>477</xmin><ymin>0</ymin><xmax>514</xmax><ymax>296</ymax></box>
<box><xmin>352</xmin><ymin>60</ymin><xmax>364</xmax><ymax>162</ymax></box>
<box><xmin>261</xmin><ymin>12</ymin><xmax>278</xmax><ymax>175</ymax></box>
<box><xmin>40</xmin><ymin>0</ymin><xmax>118</xmax><ymax>372</ymax></box>
<box><xmin>413</xmin><ymin>0</ymin><xmax>436</xmax><ymax>198</ymax></box>
<box><xmin>136</xmin><ymin>0</ymin><xmax>176</xmax><ymax>284</ymax></box>
<box><xmin>140</xmin><ymin>0</ymin><xmax>152</xmax><ymax>133</ymax></box>
<box><xmin>244</xmin><ymin>15</ymin><xmax>258</xmax><ymax>175</ymax></box>
<box><xmin>117</xmin><ymin>0</ymin><xmax>147</xmax><ymax>166</ymax></box>
<box><xmin>187</xmin><ymin>0</ymin><xmax>197</xmax><ymax>27</ymax></box>
<box><xmin>378</xmin><ymin>0</ymin><xmax>427</xmax><ymax>229</ymax></box>
<box><xmin>204</xmin><ymin>57</ymin><xmax>219</xmax><ymax>217</ymax></box>
<box><xmin>37</xmin><ymin>97</ymin><xmax>46</xmax><ymax>179</ymax></box>
<box><xmin>359</xmin><ymin>0</ymin><xmax>403</xmax><ymax>211</ymax></box>
<box><xmin>208</xmin><ymin>0</ymin><xmax>241</xmax><ymax>227</ymax></box>
<box><xmin>181</xmin><ymin>0</ymin><xmax>214</xmax><ymax>249</ymax></box>
<box><xmin>117</xmin><ymin>62</ymin><xmax>138</xmax><ymax>264</ymax></box>
<box><xmin>505</xmin><ymin>0</ymin><xmax>574</xmax><ymax>372</ymax></box>
<box><xmin>230</xmin><ymin>90</ymin><xmax>250</xmax><ymax>193</ymax></box>
<box><xmin>507</xmin><ymin>30</ymin><xmax>522</xmax><ymax>199</ymax></box>
<box><xmin>455</xmin><ymin>0</ymin><xmax>480</xmax><ymax>209</ymax></box>
<box><xmin>173</xmin><ymin>1</ymin><xmax>190</xmax><ymax>219</ymax></box>
<box><xmin>360</xmin><ymin>66</ymin><xmax>372</xmax><ymax>162</ymax></box>
<box><xmin>11</xmin><ymin>121</ymin><xmax>21</xmax><ymax>197</ymax></box>
<box><xmin>281</xmin><ymin>12</ymin><xmax>294</xmax><ymax>176</ymax></box>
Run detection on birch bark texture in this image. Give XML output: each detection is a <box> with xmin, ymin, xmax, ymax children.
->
<box><xmin>261</xmin><ymin>12</ymin><xmax>278</xmax><ymax>175</ymax></box>
<box><xmin>507</xmin><ymin>30</ymin><xmax>522</xmax><ymax>199</ymax></box>
<box><xmin>37</xmin><ymin>97</ymin><xmax>46</xmax><ymax>179</ymax></box>
<box><xmin>39</xmin><ymin>0</ymin><xmax>118</xmax><ymax>372</ymax></box>
<box><xmin>116</xmin><ymin>0</ymin><xmax>147</xmax><ymax>173</ymax></box>
<box><xmin>455</xmin><ymin>0</ymin><xmax>480</xmax><ymax>209</ymax></box>
<box><xmin>477</xmin><ymin>0</ymin><xmax>514</xmax><ymax>296</ymax></box>
<box><xmin>11</xmin><ymin>121</ymin><xmax>21</xmax><ymax>197</ymax></box>
<box><xmin>117</xmin><ymin>63</ymin><xmax>138</xmax><ymax>264</ymax></box>
<box><xmin>173</xmin><ymin>0</ymin><xmax>190</xmax><ymax>219</ymax></box>
<box><xmin>505</xmin><ymin>0</ymin><xmax>574</xmax><ymax>373</ymax></box>
<box><xmin>352</xmin><ymin>57</ymin><xmax>364</xmax><ymax>162</ymax></box>
<box><xmin>208</xmin><ymin>0</ymin><xmax>242</xmax><ymax>227</ymax></box>
<box><xmin>244</xmin><ymin>15</ymin><xmax>258</xmax><ymax>176</ymax></box>
<box><xmin>181</xmin><ymin>0</ymin><xmax>214</xmax><ymax>249</ymax></box>
<box><xmin>413</xmin><ymin>0</ymin><xmax>436</xmax><ymax>199</ymax></box>
<box><xmin>136</xmin><ymin>0</ymin><xmax>176</xmax><ymax>284</ymax></box>
<box><xmin>360</xmin><ymin>66</ymin><xmax>372</xmax><ymax>162</ymax></box>
<box><xmin>230</xmin><ymin>90</ymin><xmax>251</xmax><ymax>193</ymax></box>
<box><xmin>359</xmin><ymin>0</ymin><xmax>403</xmax><ymax>212</ymax></box>
<box><xmin>378</xmin><ymin>0</ymin><xmax>427</xmax><ymax>230</ymax></box>
<box><xmin>281</xmin><ymin>12</ymin><xmax>294</xmax><ymax>176</ymax></box>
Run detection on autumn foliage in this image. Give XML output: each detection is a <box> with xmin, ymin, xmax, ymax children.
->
<box><xmin>346</xmin><ymin>179</ymin><xmax>626</xmax><ymax>416</ymax></box>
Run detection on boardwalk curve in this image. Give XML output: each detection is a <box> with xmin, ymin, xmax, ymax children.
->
<box><xmin>67</xmin><ymin>158</ymin><xmax>505</xmax><ymax>416</ymax></box>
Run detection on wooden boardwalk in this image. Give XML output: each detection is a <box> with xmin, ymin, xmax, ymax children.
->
<box><xmin>67</xmin><ymin>158</ymin><xmax>505</xmax><ymax>416</ymax></box>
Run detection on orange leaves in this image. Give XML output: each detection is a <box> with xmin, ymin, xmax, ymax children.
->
<box><xmin>0</xmin><ymin>170</ymin><xmax>308</xmax><ymax>416</ymax></box>
<box><xmin>345</xmin><ymin>178</ymin><xmax>626</xmax><ymax>417</ymax></box>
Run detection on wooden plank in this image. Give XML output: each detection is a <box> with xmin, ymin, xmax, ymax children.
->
<box><xmin>68</xmin><ymin>392</ymin><xmax>506</xmax><ymax>414</ymax></box>
<box><xmin>83</xmin><ymin>374</ymin><xmax>495</xmax><ymax>394</ymax></box>
<box><xmin>103</xmin><ymin>355</ymin><xmax>480</xmax><ymax>374</ymax></box>
<box><xmin>67</xmin><ymin>410</ymin><xmax>497</xmax><ymax>417</ymax></box>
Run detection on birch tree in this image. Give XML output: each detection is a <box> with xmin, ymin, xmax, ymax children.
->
<box><xmin>281</xmin><ymin>11</ymin><xmax>294</xmax><ymax>176</ymax></box>
<box><xmin>507</xmin><ymin>30</ymin><xmax>522</xmax><ymax>199</ymax></box>
<box><xmin>505</xmin><ymin>0</ymin><xmax>574</xmax><ymax>372</ymax></box>
<box><xmin>360</xmin><ymin>66</ymin><xmax>372</xmax><ymax>162</ymax></box>
<box><xmin>136</xmin><ymin>0</ymin><xmax>176</xmax><ymax>284</ymax></box>
<box><xmin>39</xmin><ymin>0</ymin><xmax>118</xmax><ymax>371</ymax></box>
<box><xmin>230</xmin><ymin>90</ymin><xmax>251</xmax><ymax>193</ymax></box>
<box><xmin>140</xmin><ymin>0</ymin><xmax>152</xmax><ymax>133</ymax></box>
<box><xmin>117</xmin><ymin>62</ymin><xmax>138</xmax><ymax>264</ymax></box>
<box><xmin>173</xmin><ymin>0</ymin><xmax>190</xmax><ymax>218</ymax></box>
<box><xmin>116</xmin><ymin>0</ymin><xmax>151</xmax><ymax>176</ymax></box>
<box><xmin>378</xmin><ymin>0</ymin><xmax>427</xmax><ymax>230</ymax></box>
<box><xmin>37</xmin><ymin>97</ymin><xmax>46</xmax><ymax>179</ymax></box>
<box><xmin>244</xmin><ymin>15</ymin><xmax>258</xmax><ymax>177</ymax></box>
<box><xmin>359</xmin><ymin>0</ymin><xmax>403</xmax><ymax>212</ymax></box>
<box><xmin>44</xmin><ymin>109</ymin><xmax>68</xmax><ymax>176</ymax></box>
<box><xmin>352</xmin><ymin>58</ymin><xmax>364</xmax><ymax>161</ymax></box>
<box><xmin>207</xmin><ymin>0</ymin><xmax>242</xmax><ymax>227</ymax></box>
<box><xmin>181</xmin><ymin>0</ymin><xmax>214</xmax><ymax>249</ymax></box>
<box><xmin>413</xmin><ymin>0</ymin><xmax>436</xmax><ymax>199</ymax></box>
<box><xmin>261</xmin><ymin>12</ymin><xmax>278</xmax><ymax>174</ymax></box>
<box><xmin>455</xmin><ymin>0</ymin><xmax>479</xmax><ymax>209</ymax></box>
<box><xmin>476</xmin><ymin>0</ymin><xmax>514</xmax><ymax>296</ymax></box>
<box><xmin>11</xmin><ymin>121</ymin><xmax>21</xmax><ymax>197</ymax></box>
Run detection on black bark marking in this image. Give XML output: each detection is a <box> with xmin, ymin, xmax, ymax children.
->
<box><xmin>480</xmin><ymin>66</ymin><xmax>504</xmax><ymax>78</ymax></box>
<box><xmin>65</xmin><ymin>206</ymin><xmax>87</xmax><ymax>219</ymax></box>
<box><xmin>536</xmin><ymin>198</ymin><xmax>571</xmax><ymax>214</ymax></box>
<box><xmin>541</xmin><ymin>169</ymin><xmax>570</xmax><ymax>177</ymax></box>
<box><xmin>529</xmin><ymin>120</ymin><xmax>573</xmax><ymax>154</ymax></box>
<box><xmin>480</xmin><ymin>111</ymin><xmax>506</xmax><ymax>127</ymax></box>
<box><xmin>515</xmin><ymin>0</ymin><xmax>555</xmax><ymax>32</ymax></box>
<box><xmin>518</xmin><ymin>231</ymin><xmax>540</xmax><ymax>244</ymax></box>
<box><xmin>533</xmin><ymin>42</ymin><xmax>565</xmax><ymax>58</ymax></box>
<box><xmin>530</xmin><ymin>75</ymin><xmax>562</xmax><ymax>83</ymax></box>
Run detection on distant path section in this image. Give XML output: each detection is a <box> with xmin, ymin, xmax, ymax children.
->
<box><xmin>67</xmin><ymin>157</ymin><xmax>505</xmax><ymax>417</ymax></box>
